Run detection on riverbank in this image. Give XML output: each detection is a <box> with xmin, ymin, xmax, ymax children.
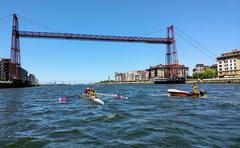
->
<box><xmin>186</xmin><ymin>78</ymin><xmax>240</xmax><ymax>83</ymax></box>
<box><xmin>0</xmin><ymin>80</ymin><xmax>39</xmax><ymax>88</ymax></box>
<box><xmin>99</xmin><ymin>77</ymin><xmax>240</xmax><ymax>84</ymax></box>
<box><xmin>98</xmin><ymin>81</ymin><xmax>153</xmax><ymax>84</ymax></box>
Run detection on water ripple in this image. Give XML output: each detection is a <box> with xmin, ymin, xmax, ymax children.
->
<box><xmin>0</xmin><ymin>84</ymin><xmax>239</xmax><ymax>147</ymax></box>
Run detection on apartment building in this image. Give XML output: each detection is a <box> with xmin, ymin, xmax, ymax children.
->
<box><xmin>193</xmin><ymin>64</ymin><xmax>209</xmax><ymax>74</ymax></box>
<box><xmin>217</xmin><ymin>49</ymin><xmax>240</xmax><ymax>77</ymax></box>
<box><xmin>115</xmin><ymin>70</ymin><xmax>149</xmax><ymax>82</ymax></box>
<box><xmin>146</xmin><ymin>64</ymin><xmax>189</xmax><ymax>80</ymax></box>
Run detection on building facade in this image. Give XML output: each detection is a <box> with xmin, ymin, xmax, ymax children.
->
<box><xmin>115</xmin><ymin>72</ymin><xmax>126</xmax><ymax>82</ymax></box>
<box><xmin>125</xmin><ymin>71</ymin><xmax>139</xmax><ymax>81</ymax></box>
<box><xmin>28</xmin><ymin>74</ymin><xmax>36</xmax><ymax>83</ymax></box>
<box><xmin>19</xmin><ymin>67</ymin><xmax>28</xmax><ymax>81</ymax></box>
<box><xmin>146</xmin><ymin>64</ymin><xmax>189</xmax><ymax>80</ymax></box>
<box><xmin>115</xmin><ymin>64</ymin><xmax>188</xmax><ymax>82</ymax></box>
<box><xmin>217</xmin><ymin>49</ymin><xmax>240</xmax><ymax>77</ymax></box>
<box><xmin>0</xmin><ymin>58</ymin><xmax>34</xmax><ymax>81</ymax></box>
<box><xmin>115</xmin><ymin>70</ymin><xmax>149</xmax><ymax>82</ymax></box>
<box><xmin>0</xmin><ymin>59</ymin><xmax>12</xmax><ymax>81</ymax></box>
<box><xmin>193</xmin><ymin>64</ymin><xmax>209</xmax><ymax>74</ymax></box>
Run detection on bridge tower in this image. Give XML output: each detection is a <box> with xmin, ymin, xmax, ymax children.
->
<box><xmin>165</xmin><ymin>25</ymin><xmax>179</xmax><ymax>79</ymax></box>
<box><xmin>10</xmin><ymin>14</ymin><xmax>21</xmax><ymax>80</ymax></box>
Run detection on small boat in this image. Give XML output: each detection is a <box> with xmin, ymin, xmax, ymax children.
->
<box><xmin>167</xmin><ymin>89</ymin><xmax>206</xmax><ymax>97</ymax></box>
<box><xmin>80</xmin><ymin>94</ymin><xmax>104</xmax><ymax>105</ymax></box>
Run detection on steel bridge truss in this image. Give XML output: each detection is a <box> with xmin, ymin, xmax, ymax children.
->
<box><xmin>10</xmin><ymin>14</ymin><xmax>179</xmax><ymax>80</ymax></box>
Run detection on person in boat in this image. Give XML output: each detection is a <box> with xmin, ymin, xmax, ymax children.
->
<box><xmin>192</xmin><ymin>83</ymin><xmax>199</xmax><ymax>94</ymax></box>
<box><xmin>84</xmin><ymin>87</ymin><xmax>96</xmax><ymax>99</ymax></box>
<box><xmin>84</xmin><ymin>87</ymin><xmax>90</xmax><ymax>96</ymax></box>
<box><xmin>89</xmin><ymin>88</ymin><xmax>96</xmax><ymax>99</ymax></box>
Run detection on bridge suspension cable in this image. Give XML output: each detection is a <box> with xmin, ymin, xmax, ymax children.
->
<box><xmin>0</xmin><ymin>14</ymin><xmax>12</xmax><ymax>27</ymax></box>
<box><xmin>175</xmin><ymin>26</ymin><xmax>217</xmax><ymax>56</ymax></box>
<box><xmin>17</xmin><ymin>14</ymin><xmax>63</xmax><ymax>32</ymax></box>
<box><xmin>175</xmin><ymin>26</ymin><xmax>217</xmax><ymax>61</ymax></box>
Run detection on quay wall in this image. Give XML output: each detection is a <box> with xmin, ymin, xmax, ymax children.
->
<box><xmin>186</xmin><ymin>78</ymin><xmax>240</xmax><ymax>83</ymax></box>
<box><xmin>100</xmin><ymin>78</ymin><xmax>240</xmax><ymax>84</ymax></box>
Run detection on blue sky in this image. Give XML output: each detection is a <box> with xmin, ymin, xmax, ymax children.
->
<box><xmin>0</xmin><ymin>0</ymin><xmax>239</xmax><ymax>83</ymax></box>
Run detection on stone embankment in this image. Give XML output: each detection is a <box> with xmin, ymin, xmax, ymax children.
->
<box><xmin>186</xmin><ymin>78</ymin><xmax>240</xmax><ymax>83</ymax></box>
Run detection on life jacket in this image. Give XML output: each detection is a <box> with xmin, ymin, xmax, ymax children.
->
<box><xmin>193</xmin><ymin>86</ymin><xmax>199</xmax><ymax>94</ymax></box>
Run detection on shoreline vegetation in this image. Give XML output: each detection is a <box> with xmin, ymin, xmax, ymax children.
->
<box><xmin>99</xmin><ymin>78</ymin><xmax>240</xmax><ymax>84</ymax></box>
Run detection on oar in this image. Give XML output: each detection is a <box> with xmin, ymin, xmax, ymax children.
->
<box><xmin>95</xmin><ymin>93</ymin><xmax>128</xmax><ymax>100</ymax></box>
<box><xmin>58</xmin><ymin>94</ymin><xmax>81</xmax><ymax>103</ymax></box>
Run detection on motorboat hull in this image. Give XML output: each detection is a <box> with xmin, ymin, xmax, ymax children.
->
<box><xmin>167</xmin><ymin>89</ymin><xmax>205</xmax><ymax>97</ymax></box>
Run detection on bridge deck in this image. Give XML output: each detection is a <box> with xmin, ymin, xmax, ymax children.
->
<box><xmin>18</xmin><ymin>31</ymin><xmax>173</xmax><ymax>44</ymax></box>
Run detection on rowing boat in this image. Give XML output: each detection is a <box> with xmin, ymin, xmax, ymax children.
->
<box><xmin>80</xmin><ymin>94</ymin><xmax>104</xmax><ymax>105</ymax></box>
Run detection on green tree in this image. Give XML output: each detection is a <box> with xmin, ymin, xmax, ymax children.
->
<box><xmin>193</xmin><ymin>68</ymin><xmax>217</xmax><ymax>79</ymax></box>
<box><xmin>203</xmin><ymin>68</ymin><xmax>217</xmax><ymax>79</ymax></box>
<box><xmin>100</xmin><ymin>80</ymin><xmax>115</xmax><ymax>83</ymax></box>
<box><xmin>192</xmin><ymin>72</ymin><xmax>198</xmax><ymax>79</ymax></box>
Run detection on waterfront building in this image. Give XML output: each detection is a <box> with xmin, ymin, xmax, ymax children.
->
<box><xmin>115</xmin><ymin>64</ymin><xmax>188</xmax><ymax>82</ymax></box>
<box><xmin>19</xmin><ymin>67</ymin><xmax>28</xmax><ymax>81</ymax></box>
<box><xmin>125</xmin><ymin>71</ymin><xmax>138</xmax><ymax>81</ymax></box>
<box><xmin>210</xmin><ymin>64</ymin><xmax>217</xmax><ymax>69</ymax></box>
<box><xmin>146</xmin><ymin>64</ymin><xmax>189</xmax><ymax>80</ymax></box>
<box><xmin>115</xmin><ymin>72</ymin><xmax>126</xmax><ymax>82</ymax></box>
<box><xmin>0</xmin><ymin>59</ymin><xmax>12</xmax><ymax>81</ymax></box>
<box><xmin>193</xmin><ymin>64</ymin><xmax>209</xmax><ymax>74</ymax></box>
<box><xmin>28</xmin><ymin>74</ymin><xmax>36</xmax><ymax>83</ymax></box>
<box><xmin>217</xmin><ymin>49</ymin><xmax>240</xmax><ymax>77</ymax></box>
<box><xmin>0</xmin><ymin>58</ymin><xmax>35</xmax><ymax>82</ymax></box>
<box><xmin>115</xmin><ymin>70</ymin><xmax>149</xmax><ymax>82</ymax></box>
<box><xmin>0</xmin><ymin>59</ymin><xmax>4</xmax><ymax>80</ymax></box>
<box><xmin>137</xmin><ymin>70</ymin><xmax>148</xmax><ymax>81</ymax></box>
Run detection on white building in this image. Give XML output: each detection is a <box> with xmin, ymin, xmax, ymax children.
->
<box><xmin>115</xmin><ymin>72</ymin><xmax>126</xmax><ymax>82</ymax></box>
<box><xmin>217</xmin><ymin>49</ymin><xmax>240</xmax><ymax>77</ymax></box>
<box><xmin>115</xmin><ymin>70</ymin><xmax>149</xmax><ymax>82</ymax></box>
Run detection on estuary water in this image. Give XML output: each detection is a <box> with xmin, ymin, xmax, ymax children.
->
<box><xmin>0</xmin><ymin>84</ymin><xmax>240</xmax><ymax>147</ymax></box>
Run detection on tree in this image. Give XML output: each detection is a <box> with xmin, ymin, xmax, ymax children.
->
<box><xmin>193</xmin><ymin>68</ymin><xmax>217</xmax><ymax>79</ymax></box>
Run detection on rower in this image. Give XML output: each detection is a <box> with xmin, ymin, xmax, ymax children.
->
<box><xmin>84</xmin><ymin>87</ymin><xmax>96</xmax><ymax>99</ymax></box>
<box><xmin>192</xmin><ymin>83</ymin><xmax>199</xmax><ymax>94</ymax></box>
<box><xmin>84</xmin><ymin>87</ymin><xmax>90</xmax><ymax>96</ymax></box>
<box><xmin>89</xmin><ymin>88</ymin><xmax>96</xmax><ymax>99</ymax></box>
